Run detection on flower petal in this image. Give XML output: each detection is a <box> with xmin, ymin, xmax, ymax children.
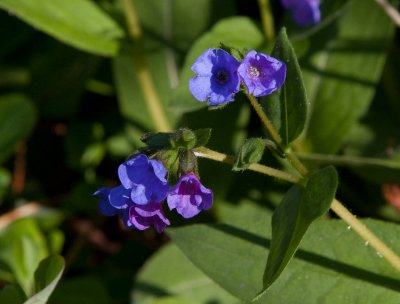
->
<box><xmin>94</xmin><ymin>188</ymin><xmax>117</xmax><ymax>216</ymax></box>
<box><xmin>191</xmin><ymin>48</ymin><xmax>215</xmax><ymax>75</ymax></box>
<box><xmin>189</xmin><ymin>76</ymin><xmax>212</xmax><ymax>102</ymax></box>
<box><xmin>109</xmin><ymin>185</ymin><xmax>131</xmax><ymax>209</ymax></box>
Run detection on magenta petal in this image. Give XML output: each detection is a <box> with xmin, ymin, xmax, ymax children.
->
<box><xmin>167</xmin><ymin>172</ymin><xmax>213</xmax><ymax>218</ymax></box>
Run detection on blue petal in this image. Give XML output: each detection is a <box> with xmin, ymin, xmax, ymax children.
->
<box><xmin>109</xmin><ymin>185</ymin><xmax>131</xmax><ymax>209</ymax></box>
<box><xmin>191</xmin><ymin>48</ymin><xmax>215</xmax><ymax>75</ymax></box>
<box><xmin>94</xmin><ymin>188</ymin><xmax>117</xmax><ymax>216</ymax></box>
<box><xmin>189</xmin><ymin>76</ymin><xmax>212</xmax><ymax>102</ymax></box>
<box><xmin>130</xmin><ymin>184</ymin><xmax>148</xmax><ymax>205</ymax></box>
<box><xmin>292</xmin><ymin>0</ymin><xmax>320</xmax><ymax>26</ymax></box>
<box><xmin>118</xmin><ymin>154</ymin><xmax>148</xmax><ymax>188</ymax></box>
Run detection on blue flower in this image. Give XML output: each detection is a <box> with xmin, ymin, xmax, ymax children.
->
<box><xmin>118</xmin><ymin>154</ymin><xmax>169</xmax><ymax>205</ymax></box>
<box><xmin>189</xmin><ymin>48</ymin><xmax>240</xmax><ymax>106</ymax></box>
<box><xmin>93</xmin><ymin>154</ymin><xmax>170</xmax><ymax>233</ymax></box>
<box><xmin>238</xmin><ymin>50</ymin><xmax>286</xmax><ymax>97</ymax></box>
<box><xmin>281</xmin><ymin>0</ymin><xmax>321</xmax><ymax>26</ymax></box>
<box><xmin>94</xmin><ymin>188</ymin><xmax>170</xmax><ymax>233</ymax></box>
<box><xmin>167</xmin><ymin>172</ymin><xmax>213</xmax><ymax>218</ymax></box>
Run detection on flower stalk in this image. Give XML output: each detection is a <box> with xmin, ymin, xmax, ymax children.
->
<box><xmin>121</xmin><ymin>0</ymin><xmax>171</xmax><ymax>132</ymax></box>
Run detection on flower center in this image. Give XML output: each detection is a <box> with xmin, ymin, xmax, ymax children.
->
<box><xmin>216</xmin><ymin>70</ymin><xmax>229</xmax><ymax>84</ymax></box>
<box><xmin>248</xmin><ymin>66</ymin><xmax>260</xmax><ymax>78</ymax></box>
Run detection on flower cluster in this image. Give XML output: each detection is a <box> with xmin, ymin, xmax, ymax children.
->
<box><xmin>189</xmin><ymin>48</ymin><xmax>286</xmax><ymax>106</ymax></box>
<box><xmin>281</xmin><ymin>0</ymin><xmax>321</xmax><ymax>26</ymax></box>
<box><xmin>94</xmin><ymin>154</ymin><xmax>213</xmax><ymax>233</ymax></box>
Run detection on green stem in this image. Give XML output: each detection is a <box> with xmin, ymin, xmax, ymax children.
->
<box><xmin>194</xmin><ymin>147</ymin><xmax>300</xmax><ymax>183</ymax></box>
<box><xmin>122</xmin><ymin>0</ymin><xmax>172</xmax><ymax>132</ymax></box>
<box><xmin>245</xmin><ymin>92</ymin><xmax>308</xmax><ymax>176</ymax></box>
<box><xmin>197</xmin><ymin>141</ymin><xmax>400</xmax><ymax>273</ymax></box>
<box><xmin>331</xmin><ymin>199</ymin><xmax>400</xmax><ymax>272</ymax></box>
<box><xmin>258</xmin><ymin>0</ymin><xmax>276</xmax><ymax>42</ymax></box>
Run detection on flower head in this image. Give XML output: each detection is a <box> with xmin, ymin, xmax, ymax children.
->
<box><xmin>281</xmin><ymin>0</ymin><xmax>320</xmax><ymax>26</ymax></box>
<box><xmin>167</xmin><ymin>172</ymin><xmax>213</xmax><ymax>218</ymax></box>
<box><xmin>118</xmin><ymin>154</ymin><xmax>169</xmax><ymax>205</ymax></box>
<box><xmin>238</xmin><ymin>50</ymin><xmax>286</xmax><ymax>97</ymax></box>
<box><xmin>94</xmin><ymin>188</ymin><xmax>170</xmax><ymax>233</ymax></box>
<box><xmin>93</xmin><ymin>154</ymin><xmax>171</xmax><ymax>233</ymax></box>
<box><xmin>189</xmin><ymin>48</ymin><xmax>240</xmax><ymax>106</ymax></box>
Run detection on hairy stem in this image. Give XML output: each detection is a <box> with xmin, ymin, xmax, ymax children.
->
<box><xmin>245</xmin><ymin>92</ymin><xmax>308</xmax><ymax>176</ymax></box>
<box><xmin>122</xmin><ymin>0</ymin><xmax>171</xmax><ymax>132</ymax></box>
<box><xmin>194</xmin><ymin>147</ymin><xmax>301</xmax><ymax>183</ymax></box>
<box><xmin>331</xmin><ymin>199</ymin><xmax>400</xmax><ymax>272</ymax></box>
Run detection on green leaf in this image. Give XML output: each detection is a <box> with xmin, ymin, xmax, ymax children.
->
<box><xmin>49</xmin><ymin>276</ymin><xmax>110</xmax><ymax>304</ymax></box>
<box><xmin>0</xmin><ymin>219</ymin><xmax>49</xmax><ymax>295</ymax></box>
<box><xmin>0</xmin><ymin>94</ymin><xmax>37</xmax><ymax>164</ymax></box>
<box><xmin>233</xmin><ymin>138</ymin><xmax>266</xmax><ymax>171</ymax></box>
<box><xmin>301</xmin><ymin>0</ymin><xmax>395</xmax><ymax>153</ymax></box>
<box><xmin>262</xmin><ymin>28</ymin><xmax>308</xmax><ymax>146</ymax></box>
<box><xmin>170</xmin><ymin>17</ymin><xmax>263</xmax><ymax>112</ymax></box>
<box><xmin>113</xmin><ymin>43</ymin><xmax>177</xmax><ymax>131</ymax></box>
<box><xmin>169</xmin><ymin>202</ymin><xmax>400</xmax><ymax>302</ymax></box>
<box><xmin>24</xmin><ymin>255</ymin><xmax>65</xmax><ymax>304</ymax></box>
<box><xmin>263</xmin><ymin>166</ymin><xmax>338</xmax><ymax>290</ymax></box>
<box><xmin>0</xmin><ymin>284</ymin><xmax>26</xmax><ymax>304</ymax></box>
<box><xmin>133</xmin><ymin>244</ymin><xmax>238</xmax><ymax>304</ymax></box>
<box><xmin>0</xmin><ymin>0</ymin><xmax>123</xmax><ymax>56</ymax></box>
<box><xmin>193</xmin><ymin>129</ymin><xmax>212</xmax><ymax>148</ymax></box>
<box><xmin>140</xmin><ymin>132</ymin><xmax>173</xmax><ymax>149</ymax></box>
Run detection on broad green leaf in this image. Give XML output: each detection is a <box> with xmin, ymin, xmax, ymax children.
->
<box><xmin>233</xmin><ymin>138</ymin><xmax>266</xmax><ymax>171</ymax></box>
<box><xmin>112</xmin><ymin>42</ymin><xmax>177</xmax><ymax>132</ymax></box>
<box><xmin>134</xmin><ymin>0</ymin><xmax>236</xmax><ymax>52</ymax></box>
<box><xmin>24</xmin><ymin>255</ymin><xmax>64</xmax><ymax>304</ymax></box>
<box><xmin>132</xmin><ymin>244</ymin><xmax>238</xmax><ymax>304</ymax></box>
<box><xmin>169</xmin><ymin>203</ymin><xmax>400</xmax><ymax>302</ymax></box>
<box><xmin>0</xmin><ymin>219</ymin><xmax>49</xmax><ymax>295</ymax></box>
<box><xmin>49</xmin><ymin>276</ymin><xmax>110</xmax><ymax>304</ymax></box>
<box><xmin>262</xmin><ymin>28</ymin><xmax>308</xmax><ymax>146</ymax></box>
<box><xmin>0</xmin><ymin>94</ymin><xmax>36</xmax><ymax>164</ymax></box>
<box><xmin>301</xmin><ymin>0</ymin><xmax>394</xmax><ymax>153</ymax></box>
<box><xmin>263</xmin><ymin>166</ymin><xmax>338</xmax><ymax>289</ymax></box>
<box><xmin>0</xmin><ymin>284</ymin><xmax>26</xmax><ymax>304</ymax></box>
<box><xmin>170</xmin><ymin>17</ymin><xmax>263</xmax><ymax>112</ymax></box>
<box><xmin>0</xmin><ymin>0</ymin><xmax>123</xmax><ymax>56</ymax></box>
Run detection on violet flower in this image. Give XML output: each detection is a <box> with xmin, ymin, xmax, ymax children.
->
<box><xmin>167</xmin><ymin>172</ymin><xmax>213</xmax><ymax>218</ymax></box>
<box><xmin>118</xmin><ymin>154</ymin><xmax>169</xmax><ymax>205</ymax></box>
<box><xmin>93</xmin><ymin>154</ymin><xmax>170</xmax><ymax>233</ymax></box>
<box><xmin>238</xmin><ymin>50</ymin><xmax>286</xmax><ymax>97</ymax></box>
<box><xmin>94</xmin><ymin>188</ymin><xmax>170</xmax><ymax>233</ymax></box>
<box><xmin>189</xmin><ymin>48</ymin><xmax>240</xmax><ymax>106</ymax></box>
<box><xmin>281</xmin><ymin>0</ymin><xmax>321</xmax><ymax>26</ymax></box>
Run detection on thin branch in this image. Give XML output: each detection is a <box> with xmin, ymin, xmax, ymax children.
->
<box><xmin>375</xmin><ymin>0</ymin><xmax>400</xmax><ymax>26</ymax></box>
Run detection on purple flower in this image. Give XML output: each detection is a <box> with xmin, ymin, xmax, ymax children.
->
<box><xmin>189</xmin><ymin>48</ymin><xmax>240</xmax><ymax>106</ymax></box>
<box><xmin>238</xmin><ymin>50</ymin><xmax>286</xmax><ymax>97</ymax></box>
<box><xmin>167</xmin><ymin>172</ymin><xmax>213</xmax><ymax>218</ymax></box>
<box><xmin>118</xmin><ymin>154</ymin><xmax>169</xmax><ymax>205</ymax></box>
<box><xmin>93</xmin><ymin>154</ymin><xmax>171</xmax><ymax>233</ymax></box>
<box><xmin>94</xmin><ymin>188</ymin><xmax>170</xmax><ymax>233</ymax></box>
<box><xmin>281</xmin><ymin>0</ymin><xmax>320</xmax><ymax>26</ymax></box>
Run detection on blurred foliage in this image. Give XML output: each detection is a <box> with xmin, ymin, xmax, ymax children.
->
<box><xmin>0</xmin><ymin>0</ymin><xmax>399</xmax><ymax>303</ymax></box>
